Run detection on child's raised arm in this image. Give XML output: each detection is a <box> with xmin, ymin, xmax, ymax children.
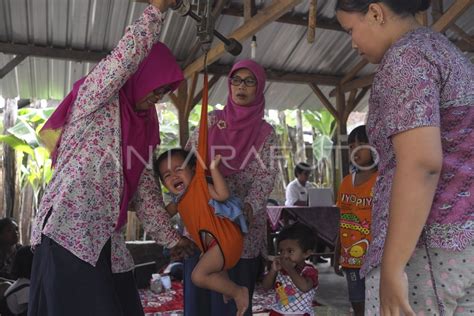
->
<box><xmin>208</xmin><ymin>155</ymin><xmax>230</xmax><ymax>202</ymax></box>
<box><xmin>165</xmin><ymin>202</ymin><xmax>179</xmax><ymax>217</ymax></box>
<box><xmin>280</xmin><ymin>258</ymin><xmax>315</xmax><ymax>293</ymax></box>
<box><xmin>262</xmin><ymin>257</ymin><xmax>280</xmax><ymax>290</ymax></box>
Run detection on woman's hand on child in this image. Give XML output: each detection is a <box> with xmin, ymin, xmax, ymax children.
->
<box><xmin>209</xmin><ymin>154</ymin><xmax>222</xmax><ymax>170</ymax></box>
<box><xmin>149</xmin><ymin>0</ymin><xmax>176</xmax><ymax>12</ymax></box>
<box><xmin>170</xmin><ymin>237</ymin><xmax>198</xmax><ymax>261</ymax></box>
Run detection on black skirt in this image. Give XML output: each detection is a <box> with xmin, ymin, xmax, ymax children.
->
<box><xmin>28</xmin><ymin>236</ymin><xmax>144</xmax><ymax>316</ymax></box>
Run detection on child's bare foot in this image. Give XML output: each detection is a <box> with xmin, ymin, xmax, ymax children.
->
<box><xmin>234</xmin><ymin>286</ymin><xmax>249</xmax><ymax>316</ymax></box>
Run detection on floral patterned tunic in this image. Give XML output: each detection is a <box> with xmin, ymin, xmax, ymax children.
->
<box><xmin>31</xmin><ymin>5</ymin><xmax>180</xmax><ymax>273</ymax></box>
<box><xmin>362</xmin><ymin>27</ymin><xmax>474</xmax><ymax>276</ymax></box>
<box><xmin>186</xmin><ymin>113</ymin><xmax>280</xmax><ymax>258</ymax></box>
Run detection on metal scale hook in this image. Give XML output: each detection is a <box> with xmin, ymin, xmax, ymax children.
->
<box><xmin>172</xmin><ymin>0</ymin><xmax>242</xmax><ymax>56</ymax></box>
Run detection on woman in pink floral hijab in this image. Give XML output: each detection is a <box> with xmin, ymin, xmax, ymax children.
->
<box><xmin>29</xmin><ymin>1</ymin><xmax>194</xmax><ymax>315</ymax></box>
<box><xmin>184</xmin><ymin>59</ymin><xmax>279</xmax><ymax>316</ymax></box>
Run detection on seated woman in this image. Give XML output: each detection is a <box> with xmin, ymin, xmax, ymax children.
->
<box><xmin>0</xmin><ymin>218</ymin><xmax>21</xmax><ymax>281</ymax></box>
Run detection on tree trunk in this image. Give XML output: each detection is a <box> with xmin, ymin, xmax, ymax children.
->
<box><xmin>278</xmin><ymin>111</ymin><xmax>292</xmax><ymax>185</ymax></box>
<box><xmin>19</xmin><ymin>183</ymin><xmax>34</xmax><ymax>244</ymax></box>
<box><xmin>3</xmin><ymin>99</ymin><xmax>17</xmax><ymax>218</ymax></box>
<box><xmin>295</xmin><ymin>109</ymin><xmax>307</xmax><ymax>163</ymax></box>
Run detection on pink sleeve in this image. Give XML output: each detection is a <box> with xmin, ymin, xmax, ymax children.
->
<box><xmin>133</xmin><ymin>167</ymin><xmax>181</xmax><ymax>248</ymax></box>
<box><xmin>69</xmin><ymin>5</ymin><xmax>165</xmax><ymax>123</ymax></box>
<box><xmin>302</xmin><ymin>265</ymin><xmax>319</xmax><ymax>288</ymax></box>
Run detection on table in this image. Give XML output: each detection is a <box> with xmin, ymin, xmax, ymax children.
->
<box><xmin>266</xmin><ymin>205</ymin><xmax>340</xmax><ymax>247</ymax></box>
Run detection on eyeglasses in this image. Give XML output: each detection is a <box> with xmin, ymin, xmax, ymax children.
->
<box><xmin>147</xmin><ymin>86</ymin><xmax>172</xmax><ymax>103</ymax></box>
<box><xmin>153</xmin><ymin>86</ymin><xmax>172</xmax><ymax>98</ymax></box>
<box><xmin>229</xmin><ymin>76</ymin><xmax>257</xmax><ymax>87</ymax></box>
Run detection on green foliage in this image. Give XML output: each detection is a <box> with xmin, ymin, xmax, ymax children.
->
<box><xmin>304</xmin><ymin>110</ymin><xmax>335</xmax><ymax>137</ymax></box>
<box><xmin>303</xmin><ymin>110</ymin><xmax>336</xmax><ymax>188</ymax></box>
<box><xmin>0</xmin><ymin>107</ymin><xmax>55</xmax><ymax>212</ymax></box>
<box><xmin>159</xmin><ymin>109</ymin><xmax>180</xmax><ymax>148</ymax></box>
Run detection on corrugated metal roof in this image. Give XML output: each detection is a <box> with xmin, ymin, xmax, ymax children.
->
<box><xmin>0</xmin><ymin>0</ymin><xmax>473</xmax><ymax>112</ymax></box>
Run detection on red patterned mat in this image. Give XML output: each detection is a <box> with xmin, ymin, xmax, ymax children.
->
<box><xmin>139</xmin><ymin>282</ymin><xmax>320</xmax><ymax>314</ymax></box>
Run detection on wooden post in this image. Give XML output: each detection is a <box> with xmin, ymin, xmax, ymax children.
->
<box><xmin>334</xmin><ymin>87</ymin><xmax>349</xmax><ymax>195</ymax></box>
<box><xmin>307</xmin><ymin>0</ymin><xmax>317</xmax><ymax>43</ymax></box>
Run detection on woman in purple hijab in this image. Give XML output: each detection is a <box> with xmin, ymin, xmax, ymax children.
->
<box><xmin>184</xmin><ymin>59</ymin><xmax>280</xmax><ymax>316</ymax></box>
<box><xmin>28</xmin><ymin>1</ymin><xmax>193</xmax><ymax>315</ymax></box>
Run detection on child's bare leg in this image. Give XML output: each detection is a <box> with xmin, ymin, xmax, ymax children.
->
<box><xmin>191</xmin><ymin>245</ymin><xmax>249</xmax><ymax>316</ymax></box>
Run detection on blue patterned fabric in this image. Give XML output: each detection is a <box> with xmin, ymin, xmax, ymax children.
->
<box><xmin>209</xmin><ymin>196</ymin><xmax>249</xmax><ymax>234</ymax></box>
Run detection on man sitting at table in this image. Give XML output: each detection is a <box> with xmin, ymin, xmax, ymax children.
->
<box><xmin>284</xmin><ymin>163</ymin><xmax>329</xmax><ymax>263</ymax></box>
<box><xmin>285</xmin><ymin>163</ymin><xmax>315</xmax><ymax>206</ymax></box>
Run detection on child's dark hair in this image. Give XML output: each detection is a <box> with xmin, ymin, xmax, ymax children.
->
<box><xmin>348</xmin><ymin>125</ymin><xmax>369</xmax><ymax>144</ymax></box>
<box><xmin>0</xmin><ymin>218</ymin><xmax>16</xmax><ymax>235</ymax></box>
<box><xmin>153</xmin><ymin>148</ymin><xmax>196</xmax><ymax>181</ymax></box>
<box><xmin>335</xmin><ymin>0</ymin><xmax>431</xmax><ymax>16</ymax></box>
<box><xmin>294</xmin><ymin>162</ymin><xmax>311</xmax><ymax>178</ymax></box>
<box><xmin>277</xmin><ymin>223</ymin><xmax>315</xmax><ymax>252</ymax></box>
<box><xmin>11</xmin><ymin>246</ymin><xmax>34</xmax><ymax>279</ymax></box>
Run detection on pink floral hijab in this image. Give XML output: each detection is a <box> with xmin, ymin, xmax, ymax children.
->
<box><xmin>207</xmin><ymin>59</ymin><xmax>273</xmax><ymax>176</ymax></box>
<box><xmin>40</xmin><ymin>42</ymin><xmax>184</xmax><ymax>229</ymax></box>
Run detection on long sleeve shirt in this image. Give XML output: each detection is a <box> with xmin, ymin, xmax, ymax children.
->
<box><xmin>31</xmin><ymin>5</ymin><xmax>180</xmax><ymax>273</ymax></box>
<box><xmin>362</xmin><ymin>27</ymin><xmax>474</xmax><ymax>277</ymax></box>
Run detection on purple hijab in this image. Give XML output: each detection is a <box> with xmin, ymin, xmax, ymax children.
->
<box><xmin>207</xmin><ymin>59</ymin><xmax>273</xmax><ymax>176</ymax></box>
<box><xmin>40</xmin><ymin>42</ymin><xmax>184</xmax><ymax>229</ymax></box>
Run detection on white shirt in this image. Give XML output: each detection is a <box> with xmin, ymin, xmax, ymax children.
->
<box><xmin>5</xmin><ymin>278</ymin><xmax>29</xmax><ymax>315</ymax></box>
<box><xmin>285</xmin><ymin>179</ymin><xmax>314</xmax><ymax>206</ymax></box>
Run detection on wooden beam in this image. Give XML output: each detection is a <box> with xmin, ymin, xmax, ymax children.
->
<box><xmin>450</xmin><ymin>24</ymin><xmax>474</xmax><ymax>46</ymax></box>
<box><xmin>192</xmin><ymin>74</ymin><xmax>221</xmax><ymax>107</ymax></box>
<box><xmin>212</xmin><ymin>0</ymin><xmax>227</xmax><ymax>17</ymax></box>
<box><xmin>346</xmin><ymin>87</ymin><xmax>369</xmax><ymax>118</ymax></box>
<box><xmin>0</xmin><ymin>42</ymin><xmax>107</xmax><ymax>62</ymax></box>
<box><xmin>328</xmin><ymin>59</ymin><xmax>368</xmax><ymax>97</ymax></box>
<box><xmin>331</xmin><ymin>73</ymin><xmax>374</xmax><ymax>97</ymax></box>
<box><xmin>184</xmin><ymin>0</ymin><xmax>303</xmax><ymax>78</ymax></box>
<box><xmin>309</xmin><ymin>83</ymin><xmax>339</xmax><ymax>119</ymax></box>
<box><xmin>352</xmin><ymin>87</ymin><xmax>369</xmax><ymax>111</ymax></box>
<box><xmin>244</xmin><ymin>0</ymin><xmax>256</xmax><ymax>21</ymax></box>
<box><xmin>183</xmin><ymin>41</ymin><xmax>202</xmax><ymax>69</ymax></box>
<box><xmin>340</xmin><ymin>74</ymin><xmax>375</xmax><ymax>93</ymax></box>
<box><xmin>431</xmin><ymin>0</ymin><xmax>444</xmax><ymax>21</ymax></box>
<box><xmin>0</xmin><ymin>55</ymin><xmax>27</xmax><ymax>79</ymax></box>
<box><xmin>340</xmin><ymin>59</ymin><xmax>368</xmax><ymax>85</ymax></box>
<box><xmin>221</xmin><ymin>5</ymin><xmax>343</xmax><ymax>31</ymax></box>
<box><xmin>185</xmin><ymin>72</ymin><xmax>199</xmax><ymax>116</ymax></box>
<box><xmin>206</xmin><ymin>63</ymin><xmax>341</xmax><ymax>86</ymax></box>
<box><xmin>415</xmin><ymin>11</ymin><xmax>428</xmax><ymax>26</ymax></box>
<box><xmin>454</xmin><ymin>39</ymin><xmax>474</xmax><ymax>52</ymax></box>
<box><xmin>347</xmin><ymin>89</ymin><xmax>357</xmax><ymax>110</ymax></box>
<box><xmin>431</xmin><ymin>0</ymin><xmax>473</xmax><ymax>33</ymax></box>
